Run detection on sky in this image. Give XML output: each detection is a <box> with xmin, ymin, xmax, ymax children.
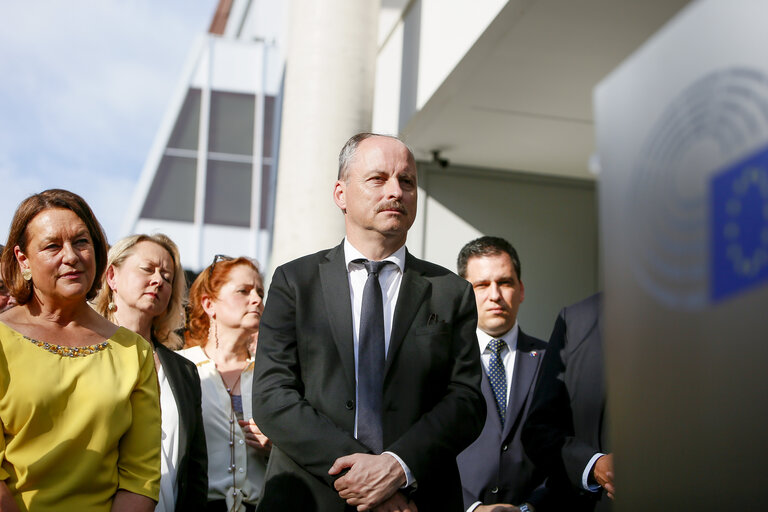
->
<box><xmin>0</xmin><ymin>0</ymin><xmax>218</xmax><ymax>244</ymax></box>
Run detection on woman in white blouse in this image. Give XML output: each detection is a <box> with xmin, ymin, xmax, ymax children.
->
<box><xmin>180</xmin><ymin>255</ymin><xmax>270</xmax><ymax>512</ymax></box>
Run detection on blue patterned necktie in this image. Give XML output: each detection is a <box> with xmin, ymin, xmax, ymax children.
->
<box><xmin>356</xmin><ymin>259</ymin><xmax>390</xmax><ymax>453</ymax></box>
<box><xmin>487</xmin><ymin>338</ymin><xmax>507</xmax><ymax>426</ymax></box>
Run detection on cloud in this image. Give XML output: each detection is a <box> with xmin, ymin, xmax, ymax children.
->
<box><xmin>0</xmin><ymin>0</ymin><xmax>217</xmax><ymax>242</ymax></box>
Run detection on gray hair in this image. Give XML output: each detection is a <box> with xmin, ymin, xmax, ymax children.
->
<box><xmin>337</xmin><ymin>132</ymin><xmax>415</xmax><ymax>181</ymax></box>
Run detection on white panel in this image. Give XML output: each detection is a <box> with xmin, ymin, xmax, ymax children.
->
<box><xmin>134</xmin><ymin>219</ymin><xmax>198</xmax><ymax>269</ymax></box>
<box><xmin>201</xmin><ymin>224</ymin><xmax>257</xmax><ymax>267</ymax></box>
<box><xmin>416</xmin><ymin>0</ymin><xmax>506</xmax><ymax>110</ymax></box>
<box><xmin>189</xmin><ymin>38</ymin><xmax>283</xmax><ymax>96</ymax></box>
<box><xmin>423</xmin><ymin>195</ymin><xmax>480</xmax><ymax>269</ymax></box>
<box><xmin>210</xmin><ymin>39</ymin><xmax>261</xmax><ymax>93</ymax></box>
<box><xmin>595</xmin><ymin>0</ymin><xmax>768</xmax><ymax>508</ymax></box>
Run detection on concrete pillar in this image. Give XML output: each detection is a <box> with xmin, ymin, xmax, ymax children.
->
<box><xmin>270</xmin><ymin>0</ymin><xmax>380</xmax><ymax>269</ymax></box>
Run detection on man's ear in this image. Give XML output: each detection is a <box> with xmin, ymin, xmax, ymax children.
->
<box><xmin>333</xmin><ymin>180</ymin><xmax>347</xmax><ymax>214</ymax></box>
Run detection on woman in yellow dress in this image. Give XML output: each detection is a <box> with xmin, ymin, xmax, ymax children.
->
<box><xmin>0</xmin><ymin>189</ymin><xmax>161</xmax><ymax>512</ymax></box>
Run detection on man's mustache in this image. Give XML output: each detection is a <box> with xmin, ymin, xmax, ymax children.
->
<box><xmin>376</xmin><ymin>201</ymin><xmax>407</xmax><ymax>214</ymax></box>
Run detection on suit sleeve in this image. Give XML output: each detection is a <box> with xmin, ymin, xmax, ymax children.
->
<box><xmin>252</xmin><ymin>265</ymin><xmax>369</xmax><ymax>487</ymax></box>
<box><xmin>386</xmin><ymin>281</ymin><xmax>486</xmax><ymax>482</ymax></box>
<box><xmin>522</xmin><ymin>312</ymin><xmax>599</xmax><ymax>490</ymax></box>
<box><xmin>185</xmin><ymin>364</ymin><xmax>209</xmax><ymax>509</ymax></box>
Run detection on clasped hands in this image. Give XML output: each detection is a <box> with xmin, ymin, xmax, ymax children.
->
<box><xmin>329</xmin><ymin>453</ymin><xmax>418</xmax><ymax>512</ymax></box>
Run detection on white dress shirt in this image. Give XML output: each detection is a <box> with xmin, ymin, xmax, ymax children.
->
<box><xmin>476</xmin><ymin>322</ymin><xmax>519</xmax><ymax>403</ymax></box>
<box><xmin>343</xmin><ymin>238</ymin><xmax>414</xmax><ymax>486</ymax></box>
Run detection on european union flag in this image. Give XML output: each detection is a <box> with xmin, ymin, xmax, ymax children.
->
<box><xmin>711</xmin><ymin>143</ymin><xmax>768</xmax><ymax>301</ymax></box>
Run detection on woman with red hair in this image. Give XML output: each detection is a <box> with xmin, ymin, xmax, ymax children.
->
<box><xmin>179</xmin><ymin>256</ymin><xmax>270</xmax><ymax>512</ymax></box>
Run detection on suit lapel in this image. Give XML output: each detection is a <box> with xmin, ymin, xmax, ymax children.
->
<box><xmin>319</xmin><ymin>243</ymin><xmax>357</xmax><ymax>389</ymax></box>
<box><xmin>480</xmin><ymin>364</ymin><xmax>504</xmax><ymax>433</ymax></box>
<box><xmin>502</xmin><ymin>331</ymin><xmax>539</xmax><ymax>439</ymax></box>
<box><xmin>385</xmin><ymin>253</ymin><xmax>429</xmax><ymax>375</ymax></box>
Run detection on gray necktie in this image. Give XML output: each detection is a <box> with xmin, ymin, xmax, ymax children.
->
<box><xmin>356</xmin><ymin>259</ymin><xmax>390</xmax><ymax>453</ymax></box>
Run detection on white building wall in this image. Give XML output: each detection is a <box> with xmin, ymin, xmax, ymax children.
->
<box><xmin>417</xmin><ymin>162</ymin><xmax>598</xmax><ymax>339</ymax></box>
<box><xmin>373</xmin><ymin>0</ymin><xmax>508</xmax><ymax>133</ymax></box>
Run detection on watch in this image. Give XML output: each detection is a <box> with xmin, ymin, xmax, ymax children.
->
<box><xmin>519</xmin><ymin>505</ymin><xmax>531</xmax><ymax>512</ymax></box>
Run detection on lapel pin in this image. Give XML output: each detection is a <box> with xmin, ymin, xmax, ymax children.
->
<box><xmin>530</xmin><ymin>351</ymin><xmax>538</xmax><ymax>357</ymax></box>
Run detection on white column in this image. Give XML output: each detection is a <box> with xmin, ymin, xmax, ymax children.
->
<box><xmin>270</xmin><ymin>0</ymin><xmax>380</xmax><ymax>269</ymax></box>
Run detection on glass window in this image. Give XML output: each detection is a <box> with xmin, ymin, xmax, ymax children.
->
<box><xmin>204</xmin><ymin>159</ymin><xmax>252</xmax><ymax>227</ymax></box>
<box><xmin>141</xmin><ymin>156</ymin><xmax>197</xmax><ymax>222</ymax></box>
<box><xmin>208</xmin><ymin>91</ymin><xmax>255</xmax><ymax>155</ymax></box>
<box><xmin>167</xmin><ymin>88</ymin><xmax>201</xmax><ymax>150</ymax></box>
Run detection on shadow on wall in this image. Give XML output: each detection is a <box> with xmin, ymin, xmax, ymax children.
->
<box><xmin>419</xmin><ymin>162</ymin><xmax>599</xmax><ymax>339</ymax></box>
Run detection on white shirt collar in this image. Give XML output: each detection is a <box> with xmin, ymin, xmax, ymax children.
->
<box><xmin>344</xmin><ymin>238</ymin><xmax>406</xmax><ymax>273</ymax></box>
<box><xmin>476</xmin><ymin>321</ymin><xmax>519</xmax><ymax>354</ymax></box>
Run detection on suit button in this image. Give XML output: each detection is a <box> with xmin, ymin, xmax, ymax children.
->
<box><xmin>345</xmin><ymin>400</ymin><xmax>354</xmax><ymax>410</ymax></box>
<box><xmin>490</xmin><ymin>486</ymin><xmax>498</xmax><ymax>494</ymax></box>
<box><xmin>502</xmin><ymin>444</ymin><xmax>508</xmax><ymax>452</ymax></box>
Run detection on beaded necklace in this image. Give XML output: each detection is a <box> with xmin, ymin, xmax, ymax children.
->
<box><xmin>217</xmin><ymin>364</ymin><xmax>245</xmax><ymax>512</ymax></box>
<box><xmin>24</xmin><ymin>335</ymin><xmax>109</xmax><ymax>357</ymax></box>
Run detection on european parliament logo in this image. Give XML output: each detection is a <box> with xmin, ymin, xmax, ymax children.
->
<box><xmin>630</xmin><ymin>68</ymin><xmax>768</xmax><ymax>309</ymax></box>
<box><xmin>711</xmin><ymin>144</ymin><xmax>768</xmax><ymax>301</ymax></box>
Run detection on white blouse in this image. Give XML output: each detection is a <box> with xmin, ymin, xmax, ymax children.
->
<box><xmin>178</xmin><ymin>346</ymin><xmax>266</xmax><ymax>511</ymax></box>
<box><xmin>155</xmin><ymin>363</ymin><xmax>180</xmax><ymax>512</ymax></box>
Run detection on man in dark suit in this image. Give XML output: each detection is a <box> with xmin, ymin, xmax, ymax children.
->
<box><xmin>455</xmin><ymin>237</ymin><xmax>548</xmax><ymax>512</ymax></box>
<box><xmin>522</xmin><ymin>293</ymin><xmax>613</xmax><ymax>512</ymax></box>
<box><xmin>252</xmin><ymin>133</ymin><xmax>485</xmax><ymax>512</ymax></box>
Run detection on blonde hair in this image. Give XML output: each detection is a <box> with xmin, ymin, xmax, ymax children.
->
<box><xmin>93</xmin><ymin>234</ymin><xmax>186</xmax><ymax>349</ymax></box>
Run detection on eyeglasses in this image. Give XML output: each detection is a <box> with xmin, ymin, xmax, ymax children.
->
<box><xmin>208</xmin><ymin>254</ymin><xmax>233</xmax><ymax>277</ymax></box>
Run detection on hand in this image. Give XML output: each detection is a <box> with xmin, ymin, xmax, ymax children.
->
<box><xmin>593</xmin><ymin>453</ymin><xmax>615</xmax><ymax>499</ymax></box>
<box><xmin>372</xmin><ymin>492</ymin><xmax>418</xmax><ymax>512</ymax></box>
<box><xmin>329</xmin><ymin>453</ymin><xmax>406</xmax><ymax>510</ymax></box>
<box><xmin>238</xmin><ymin>418</ymin><xmax>272</xmax><ymax>456</ymax></box>
<box><xmin>0</xmin><ymin>480</ymin><xmax>22</xmax><ymax>512</ymax></box>
<box><xmin>475</xmin><ymin>504</ymin><xmax>524</xmax><ymax>512</ymax></box>
<box><xmin>110</xmin><ymin>490</ymin><xmax>155</xmax><ymax>512</ymax></box>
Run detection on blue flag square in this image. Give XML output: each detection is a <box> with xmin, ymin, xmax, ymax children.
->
<box><xmin>711</xmin><ymin>144</ymin><xmax>768</xmax><ymax>301</ymax></box>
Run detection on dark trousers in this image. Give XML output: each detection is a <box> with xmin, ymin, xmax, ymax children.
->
<box><xmin>205</xmin><ymin>500</ymin><xmax>257</xmax><ymax>512</ymax></box>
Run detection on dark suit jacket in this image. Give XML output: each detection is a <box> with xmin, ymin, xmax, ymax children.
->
<box><xmin>154</xmin><ymin>342</ymin><xmax>208</xmax><ymax>512</ymax></box>
<box><xmin>522</xmin><ymin>293</ymin><xmax>611</xmax><ymax>512</ymax></box>
<box><xmin>457</xmin><ymin>329</ymin><xmax>548</xmax><ymax>510</ymax></box>
<box><xmin>251</xmin><ymin>242</ymin><xmax>485</xmax><ymax>512</ymax></box>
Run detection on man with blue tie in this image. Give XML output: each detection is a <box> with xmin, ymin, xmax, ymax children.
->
<box><xmin>456</xmin><ymin>237</ymin><xmax>549</xmax><ymax>512</ymax></box>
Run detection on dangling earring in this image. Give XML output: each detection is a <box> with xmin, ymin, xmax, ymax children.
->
<box><xmin>107</xmin><ymin>302</ymin><xmax>117</xmax><ymax>313</ymax></box>
<box><xmin>208</xmin><ymin>321</ymin><xmax>219</xmax><ymax>349</ymax></box>
<box><xmin>21</xmin><ymin>268</ymin><xmax>32</xmax><ymax>281</ymax></box>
